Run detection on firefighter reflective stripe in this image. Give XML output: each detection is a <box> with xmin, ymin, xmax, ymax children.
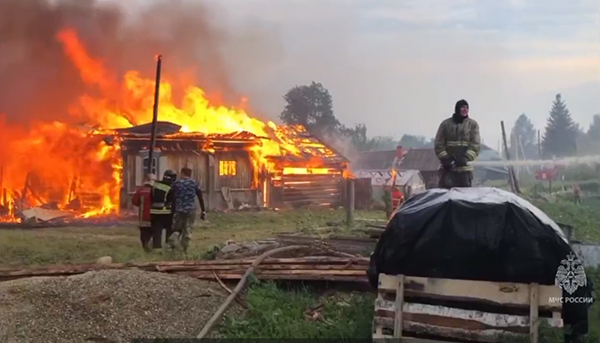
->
<box><xmin>446</xmin><ymin>141</ymin><xmax>470</xmax><ymax>147</ymax></box>
<box><xmin>454</xmin><ymin>165</ymin><xmax>473</xmax><ymax>172</ymax></box>
<box><xmin>437</xmin><ymin>150</ymin><xmax>448</xmax><ymax>158</ymax></box>
<box><xmin>153</xmin><ymin>182</ymin><xmax>171</xmax><ymax>192</ymax></box>
<box><xmin>150</xmin><ymin>182</ymin><xmax>172</xmax><ymax>214</ymax></box>
<box><xmin>150</xmin><ymin>208</ymin><xmax>171</xmax><ymax>214</ymax></box>
<box><xmin>465</xmin><ymin>149</ymin><xmax>477</xmax><ymax>160</ymax></box>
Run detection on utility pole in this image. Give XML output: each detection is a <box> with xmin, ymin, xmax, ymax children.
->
<box><xmin>147</xmin><ymin>55</ymin><xmax>163</xmax><ymax>175</ymax></box>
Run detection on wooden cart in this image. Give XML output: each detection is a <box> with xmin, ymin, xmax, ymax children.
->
<box><xmin>373</xmin><ymin>274</ymin><xmax>564</xmax><ymax>342</ymax></box>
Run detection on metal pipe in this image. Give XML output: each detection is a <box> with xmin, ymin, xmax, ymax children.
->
<box><xmin>147</xmin><ymin>55</ymin><xmax>163</xmax><ymax>175</ymax></box>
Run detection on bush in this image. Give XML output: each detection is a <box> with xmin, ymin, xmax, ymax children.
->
<box><xmin>561</xmin><ymin>165</ymin><xmax>599</xmax><ymax>182</ymax></box>
<box><xmin>579</xmin><ymin>180</ymin><xmax>600</xmax><ymax>193</ymax></box>
<box><xmin>533</xmin><ymin>201</ymin><xmax>599</xmax><ymax>242</ymax></box>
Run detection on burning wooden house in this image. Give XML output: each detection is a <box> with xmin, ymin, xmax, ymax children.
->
<box><xmin>0</xmin><ymin>27</ymin><xmax>351</xmax><ymax>223</ymax></box>
<box><xmin>111</xmin><ymin>121</ymin><xmax>349</xmax><ymax>211</ymax></box>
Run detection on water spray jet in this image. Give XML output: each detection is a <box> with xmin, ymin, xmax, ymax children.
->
<box><xmin>469</xmin><ymin>155</ymin><xmax>600</xmax><ymax>168</ymax></box>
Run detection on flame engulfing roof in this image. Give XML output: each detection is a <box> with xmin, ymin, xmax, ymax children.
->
<box><xmin>265</xmin><ymin>125</ymin><xmax>349</xmax><ymax>166</ymax></box>
<box><xmin>107</xmin><ymin>121</ymin><xmax>348</xmax><ymax>165</ymax></box>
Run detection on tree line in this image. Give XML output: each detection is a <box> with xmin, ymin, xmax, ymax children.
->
<box><xmin>279</xmin><ymin>82</ymin><xmax>599</xmax><ymax>158</ymax></box>
<box><xmin>510</xmin><ymin>94</ymin><xmax>598</xmax><ymax>159</ymax></box>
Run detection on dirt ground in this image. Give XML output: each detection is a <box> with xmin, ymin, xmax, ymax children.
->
<box><xmin>0</xmin><ymin>269</ymin><xmax>240</xmax><ymax>343</ymax></box>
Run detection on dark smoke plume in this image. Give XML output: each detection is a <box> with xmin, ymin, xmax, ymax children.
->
<box><xmin>0</xmin><ymin>0</ymin><xmax>283</xmax><ymax>127</ymax></box>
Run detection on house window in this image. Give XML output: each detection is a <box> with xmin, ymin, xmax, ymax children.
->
<box><xmin>143</xmin><ymin>157</ymin><xmax>157</xmax><ymax>175</ymax></box>
<box><xmin>219</xmin><ymin>160</ymin><xmax>237</xmax><ymax>176</ymax></box>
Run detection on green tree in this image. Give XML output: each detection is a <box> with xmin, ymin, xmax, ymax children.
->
<box><xmin>541</xmin><ymin>94</ymin><xmax>578</xmax><ymax>158</ymax></box>
<box><xmin>340</xmin><ymin>125</ymin><xmax>401</xmax><ymax>152</ymax></box>
<box><xmin>280</xmin><ymin>82</ymin><xmax>341</xmax><ymax>137</ymax></box>
<box><xmin>510</xmin><ymin>113</ymin><xmax>538</xmax><ymax>159</ymax></box>
<box><xmin>398</xmin><ymin>134</ymin><xmax>433</xmax><ymax>148</ymax></box>
<box><xmin>345</xmin><ymin>123</ymin><xmax>368</xmax><ymax>151</ymax></box>
<box><xmin>588</xmin><ymin>114</ymin><xmax>600</xmax><ymax>141</ymax></box>
<box><xmin>366</xmin><ymin>136</ymin><xmax>399</xmax><ymax>151</ymax></box>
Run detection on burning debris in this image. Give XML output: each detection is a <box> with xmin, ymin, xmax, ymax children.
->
<box><xmin>0</xmin><ymin>25</ymin><xmax>351</xmax><ymax>223</ymax></box>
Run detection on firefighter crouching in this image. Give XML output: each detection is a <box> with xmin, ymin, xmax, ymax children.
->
<box><xmin>149</xmin><ymin>169</ymin><xmax>177</xmax><ymax>249</ymax></box>
<box><xmin>131</xmin><ymin>173</ymin><xmax>156</xmax><ymax>252</ymax></box>
<box><xmin>434</xmin><ymin>99</ymin><xmax>481</xmax><ymax>188</ymax></box>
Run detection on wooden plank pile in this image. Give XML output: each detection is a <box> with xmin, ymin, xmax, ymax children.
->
<box><xmin>0</xmin><ymin>256</ymin><xmax>370</xmax><ymax>283</ymax></box>
<box><xmin>276</xmin><ymin>233</ymin><xmax>377</xmax><ymax>255</ymax></box>
<box><xmin>374</xmin><ymin>273</ymin><xmax>563</xmax><ymax>343</ymax></box>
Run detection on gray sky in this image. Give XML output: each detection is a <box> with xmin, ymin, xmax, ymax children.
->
<box><xmin>206</xmin><ymin>0</ymin><xmax>599</xmax><ymax>148</ymax></box>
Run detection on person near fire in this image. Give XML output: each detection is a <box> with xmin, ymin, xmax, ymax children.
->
<box><xmin>168</xmin><ymin>167</ymin><xmax>206</xmax><ymax>252</ymax></box>
<box><xmin>391</xmin><ymin>186</ymin><xmax>405</xmax><ymax>211</ymax></box>
<box><xmin>434</xmin><ymin>99</ymin><xmax>481</xmax><ymax>188</ymax></box>
<box><xmin>131</xmin><ymin>173</ymin><xmax>156</xmax><ymax>252</ymax></box>
<box><xmin>383</xmin><ymin>185</ymin><xmax>405</xmax><ymax>219</ymax></box>
<box><xmin>149</xmin><ymin>169</ymin><xmax>177</xmax><ymax>250</ymax></box>
<box><xmin>573</xmin><ymin>183</ymin><xmax>582</xmax><ymax>205</ymax></box>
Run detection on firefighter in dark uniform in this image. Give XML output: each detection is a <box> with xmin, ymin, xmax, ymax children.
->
<box><xmin>434</xmin><ymin>99</ymin><xmax>481</xmax><ymax>188</ymax></box>
<box><xmin>150</xmin><ymin>169</ymin><xmax>177</xmax><ymax>249</ymax></box>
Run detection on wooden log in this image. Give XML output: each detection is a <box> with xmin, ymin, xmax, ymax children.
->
<box><xmin>0</xmin><ymin>257</ymin><xmax>367</xmax><ymax>275</ymax></box>
<box><xmin>157</xmin><ymin>263</ymin><xmax>368</xmax><ymax>272</ymax></box>
<box><xmin>179</xmin><ymin>270</ymin><xmax>367</xmax><ymax>282</ymax></box>
<box><xmin>0</xmin><ymin>256</ymin><xmax>370</xmax><ymax>282</ymax></box>
<box><xmin>156</xmin><ymin>256</ymin><xmax>366</xmax><ymax>265</ymax></box>
<box><xmin>364</xmin><ymin>224</ymin><xmax>386</xmax><ymax>230</ymax></box>
<box><xmin>176</xmin><ymin>269</ymin><xmax>367</xmax><ymax>278</ymax></box>
<box><xmin>282</xmin><ymin>175</ymin><xmax>342</xmax><ymax>183</ymax></box>
<box><xmin>282</xmin><ymin>187</ymin><xmax>341</xmax><ymax>196</ymax></box>
<box><xmin>356</xmin><ymin>227</ymin><xmax>385</xmax><ymax>237</ymax></box>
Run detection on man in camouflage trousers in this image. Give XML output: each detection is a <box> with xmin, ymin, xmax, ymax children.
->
<box><xmin>434</xmin><ymin>99</ymin><xmax>481</xmax><ymax>188</ymax></box>
<box><xmin>169</xmin><ymin>167</ymin><xmax>206</xmax><ymax>252</ymax></box>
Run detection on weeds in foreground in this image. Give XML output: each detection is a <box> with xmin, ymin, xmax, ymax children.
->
<box><xmin>220</xmin><ymin>282</ymin><xmax>374</xmax><ymax>339</ymax></box>
<box><xmin>220</xmin><ymin>269</ymin><xmax>599</xmax><ymax>342</ymax></box>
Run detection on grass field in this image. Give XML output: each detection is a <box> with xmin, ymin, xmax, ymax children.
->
<box><xmin>1</xmin><ymin>198</ymin><xmax>598</xmax><ymax>341</ymax></box>
<box><xmin>0</xmin><ymin>209</ymin><xmax>384</xmax><ymax>267</ymax></box>
<box><xmin>533</xmin><ymin>200</ymin><xmax>600</xmax><ymax>243</ymax></box>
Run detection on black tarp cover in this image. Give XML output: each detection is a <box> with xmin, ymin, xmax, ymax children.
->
<box><xmin>367</xmin><ymin>187</ymin><xmax>594</xmax><ymax>335</ymax></box>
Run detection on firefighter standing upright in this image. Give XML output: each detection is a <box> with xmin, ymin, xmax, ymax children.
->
<box><xmin>434</xmin><ymin>99</ymin><xmax>481</xmax><ymax>188</ymax></box>
<box><xmin>149</xmin><ymin>170</ymin><xmax>177</xmax><ymax>249</ymax></box>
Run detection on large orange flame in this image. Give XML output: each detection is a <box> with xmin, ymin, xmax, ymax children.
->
<box><xmin>0</xmin><ymin>27</ymin><xmax>340</xmax><ymax>222</ymax></box>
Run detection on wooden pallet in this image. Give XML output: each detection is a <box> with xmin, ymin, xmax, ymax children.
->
<box><xmin>373</xmin><ymin>274</ymin><xmax>564</xmax><ymax>343</ymax></box>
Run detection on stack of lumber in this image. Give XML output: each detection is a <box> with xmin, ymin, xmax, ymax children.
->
<box><xmin>276</xmin><ymin>233</ymin><xmax>377</xmax><ymax>255</ymax></box>
<box><xmin>0</xmin><ymin>256</ymin><xmax>370</xmax><ymax>283</ymax></box>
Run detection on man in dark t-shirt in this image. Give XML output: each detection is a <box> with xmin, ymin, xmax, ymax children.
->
<box><xmin>169</xmin><ymin>167</ymin><xmax>206</xmax><ymax>252</ymax></box>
